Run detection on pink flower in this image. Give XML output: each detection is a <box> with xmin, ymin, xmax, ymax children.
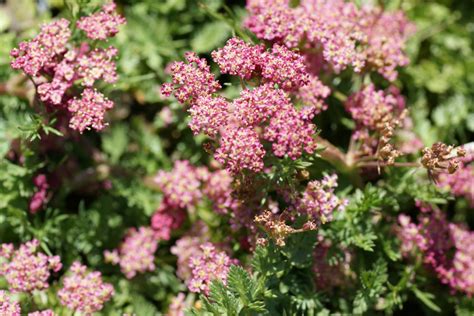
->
<box><xmin>211</xmin><ymin>37</ymin><xmax>264</xmax><ymax>80</ymax></box>
<box><xmin>10</xmin><ymin>19</ymin><xmax>71</xmax><ymax>76</ymax></box>
<box><xmin>264</xmin><ymin>104</ymin><xmax>317</xmax><ymax>159</ymax></box>
<box><xmin>104</xmin><ymin>226</ymin><xmax>158</xmax><ymax>279</ymax></box>
<box><xmin>260</xmin><ymin>44</ymin><xmax>309</xmax><ymax>91</ymax></box>
<box><xmin>67</xmin><ymin>88</ymin><xmax>114</xmax><ymax>133</ymax></box>
<box><xmin>215</xmin><ymin>126</ymin><xmax>266</xmax><ymax>174</ymax></box>
<box><xmin>203</xmin><ymin>169</ymin><xmax>239</xmax><ymax>215</ymax></box>
<box><xmin>397</xmin><ymin>208</ymin><xmax>474</xmax><ymax>295</ymax></box>
<box><xmin>58</xmin><ymin>262</ymin><xmax>114</xmax><ymax>314</ymax></box>
<box><xmin>296</xmin><ymin>75</ymin><xmax>330</xmax><ymax>114</ymax></box>
<box><xmin>189</xmin><ymin>95</ymin><xmax>230</xmax><ymax>136</ymax></box>
<box><xmin>245</xmin><ymin>0</ymin><xmax>413</xmax><ymax>80</ymax></box>
<box><xmin>438</xmin><ymin>162</ymin><xmax>474</xmax><ymax>207</ymax></box>
<box><xmin>0</xmin><ymin>239</ymin><xmax>62</xmax><ymax>293</ymax></box>
<box><xmin>166</xmin><ymin>293</ymin><xmax>188</xmax><ymax>316</ymax></box>
<box><xmin>161</xmin><ymin>52</ymin><xmax>221</xmax><ymax>103</ymax></box>
<box><xmin>171</xmin><ymin>221</ymin><xmax>209</xmax><ymax>281</ymax></box>
<box><xmin>76</xmin><ymin>46</ymin><xmax>119</xmax><ymax>86</ymax></box>
<box><xmin>294</xmin><ymin>174</ymin><xmax>347</xmax><ymax>224</ymax></box>
<box><xmin>29</xmin><ymin>174</ymin><xmax>50</xmax><ymax>214</ymax></box>
<box><xmin>232</xmin><ymin>84</ymin><xmax>290</xmax><ymax>127</ymax></box>
<box><xmin>345</xmin><ymin>84</ymin><xmax>405</xmax><ymax>131</ymax></box>
<box><xmin>154</xmin><ymin>160</ymin><xmax>204</xmax><ymax>209</ymax></box>
<box><xmin>151</xmin><ymin>202</ymin><xmax>186</xmax><ymax>241</ymax></box>
<box><xmin>0</xmin><ymin>290</ymin><xmax>21</xmax><ymax>316</ymax></box>
<box><xmin>187</xmin><ymin>243</ymin><xmax>237</xmax><ymax>295</ymax></box>
<box><xmin>10</xmin><ymin>10</ymin><xmax>122</xmax><ymax>134</ymax></box>
<box><xmin>77</xmin><ymin>2</ymin><xmax>126</xmax><ymax>40</ymax></box>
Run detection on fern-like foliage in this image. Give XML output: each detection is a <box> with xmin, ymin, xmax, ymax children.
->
<box><xmin>190</xmin><ymin>265</ymin><xmax>267</xmax><ymax>316</ymax></box>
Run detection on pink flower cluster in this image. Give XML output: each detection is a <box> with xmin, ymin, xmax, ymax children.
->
<box><xmin>151</xmin><ymin>202</ymin><xmax>186</xmax><ymax>240</ymax></box>
<box><xmin>187</xmin><ymin>242</ymin><xmax>237</xmax><ymax>295</ymax></box>
<box><xmin>0</xmin><ymin>290</ymin><xmax>21</xmax><ymax>315</ymax></box>
<box><xmin>58</xmin><ymin>262</ymin><xmax>114</xmax><ymax>314</ymax></box>
<box><xmin>166</xmin><ymin>293</ymin><xmax>188</xmax><ymax>316</ymax></box>
<box><xmin>438</xmin><ymin>156</ymin><xmax>474</xmax><ymax>207</ymax></box>
<box><xmin>77</xmin><ymin>2</ymin><xmax>126</xmax><ymax>40</ymax></box>
<box><xmin>345</xmin><ymin>84</ymin><xmax>405</xmax><ymax>132</ymax></box>
<box><xmin>245</xmin><ymin>0</ymin><xmax>414</xmax><ymax>80</ymax></box>
<box><xmin>153</xmin><ymin>160</ymin><xmax>238</xmax><ymax>215</ymax></box>
<box><xmin>163</xmin><ymin>38</ymin><xmax>328</xmax><ymax>173</ymax></box>
<box><xmin>211</xmin><ymin>38</ymin><xmax>309</xmax><ymax>90</ymax></box>
<box><xmin>104</xmin><ymin>226</ymin><xmax>158</xmax><ymax>279</ymax></box>
<box><xmin>67</xmin><ymin>88</ymin><xmax>114</xmax><ymax>132</ymax></box>
<box><xmin>0</xmin><ymin>239</ymin><xmax>62</xmax><ymax>293</ymax></box>
<box><xmin>154</xmin><ymin>160</ymin><xmax>205</xmax><ymax>209</ymax></box>
<box><xmin>171</xmin><ymin>221</ymin><xmax>209</xmax><ymax>281</ymax></box>
<box><xmin>161</xmin><ymin>52</ymin><xmax>221</xmax><ymax>103</ymax></box>
<box><xmin>0</xmin><ymin>290</ymin><xmax>55</xmax><ymax>315</ymax></box>
<box><xmin>294</xmin><ymin>174</ymin><xmax>347</xmax><ymax>224</ymax></box>
<box><xmin>29</xmin><ymin>174</ymin><xmax>49</xmax><ymax>214</ymax></box>
<box><xmin>10</xmin><ymin>2</ymin><xmax>125</xmax><ymax>133</ymax></box>
<box><xmin>397</xmin><ymin>210</ymin><xmax>474</xmax><ymax>295</ymax></box>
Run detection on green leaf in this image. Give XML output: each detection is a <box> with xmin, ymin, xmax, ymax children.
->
<box><xmin>191</xmin><ymin>21</ymin><xmax>231</xmax><ymax>53</ymax></box>
<box><xmin>412</xmin><ymin>288</ymin><xmax>442</xmax><ymax>313</ymax></box>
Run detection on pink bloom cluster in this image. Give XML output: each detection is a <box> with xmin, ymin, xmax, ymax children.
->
<box><xmin>397</xmin><ymin>210</ymin><xmax>474</xmax><ymax>295</ymax></box>
<box><xmin>215</xmin><ymin>125</ymin><xmax>266</xmax><ymax>174</ymax></box>
<box><xmin>151</xmin><ymin>202</ymin><xmax>186</xmax><ymax>240</ymax></box>
<box><xmin>104</xmin><ymin>226</ymin><xmax>158</xmax><ymax>279</ymax></box>
<box><xmin>161</xmin><ymin>52</ymin><xmax>221</xmax><ymax>103</ymax></box>
<box><xmin>0</xmin><ymin>290</ymin><xmax>21</xmax><ymax>316</ymax></box>
<box><xmin>29</xmin><ymin>174</ymin><xmax>49</xmax><ymax>214</ymax></box>
<box><xmin>154</xmin><ymin>160</ymin><xmax>239</xmax><ymax>214</ymax></box>
<box><xmin>10</xmin><ymin>19</ymin><xmax>71</xmax><ymax>76</ymax></box>
<box><xmin>294</xmin><ymin>174</ymin><xmax>347</xmax><ymax>224</ymax></box>
<box><xmin>58</xmin><ymin>262</ymin><xmax>114</xmax><ymax>314</ymax></box>
<box><xmin>0</xmin><ymin>290</ymin><xmax>55</xmax><ymax>316</ymax></box>
<box><xmin>187</xmin><ymin>242</ymin><xmax>237</xmax><ymax>295</ymax></box>
<box><xmin>10</xmin><ymin>2</ymin><xmax>125</xmax><ymax>133</ymax></box>
<box><xmin>297</xmin><ymin>75</ymin><xmax>331</xmax><ymax>114</ymax></box>
<box><xmin>154</xmin><ymin>160</ymin><xmax>205</xmax><ymax>209</ymax></box>
<box><xmin>77</xmin><ymin>2</ymin><xmax>126</xmax><ymax>40</ymax></box>
<box><xmin>171</xmin><ymin>221</ymin><xmax>209</xmax><ymax>281</ymax></box>
<box><xmin>68</xmin><ymin>88</ymin><xmax>114</xmax><ymax>132</ymax></box>
<box><xmin>245</xmin><ymin>0</ymin><xmax>413</xmax><ymax>80</ymax></box>
<box><xmin>0</xmin><ymin>239</ymin><xmax>62</xmax><ymax>293</ymax></box>
<box><xmin>163</xmin><ymin>38</ymin><xmax>328</xmax><ymax>173</ymax></box>
<box><xmin>438</xmin><ymin>157</ymin><xmax>474</xmax><ymax>207</ymax></box>
<box><xmin>211</xmin><ymin>38</ymin><xmax>309</xmax><ymax>90</ymax></box>
<box><xmin>345</xmin><ymin>84</ymin><xmax>405</xmax><ymax>132</ymax></box>
<box><xmin>166</xmin><ymin>293</ymin><xmax>188</xmax><ymax>316</ymax></box>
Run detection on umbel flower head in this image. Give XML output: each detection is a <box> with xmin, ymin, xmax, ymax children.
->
<box><xmin>9</xmin><ymin>2</ymin><xmax>125</xmax><ymax>133</ymax></box>
<box><xmin>0</xmin><ymin>239</ymin><xmax>62</xmax><ymax>293</ymax></box>
<box><xmin>245</xmin><ymin>0</ymin><xmax>414</xmax><ymax>81</ymax></box>
<box><xmin>397</xmin><ymin>207</ymin><xmax>474</xmax><ymax>296</ymax></box>
<box><xmin>0</xmin><ymin>290</ymin><xmax>21</xmax><ymax>315</ymax></box>
<box><xmin>162</xmin><ymin>37</ymin><xmax>329</xmax><ymax>174</ymax></box>
<box><xmin>58</xmin><ymin>262</ymin><xmax>114</xmax><ymax>314</ymax></box>
<box><xmin>187</xmin><ymin>242</ymin><xmax>237</xmax><ymax>295</ymax></box>
<box><xmin>104</xmin><ymin>226</ymin><xmax>158</xmax><ymax>279</ymax></box>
